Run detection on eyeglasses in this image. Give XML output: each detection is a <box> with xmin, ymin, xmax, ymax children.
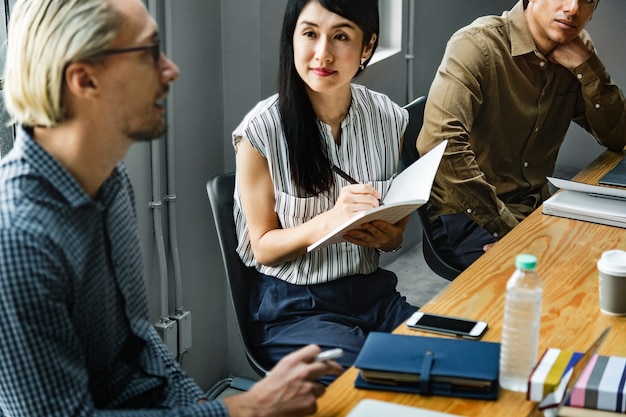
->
<box><xmin>99</xmin><ymin>42</ymin><xmax>161</xmax><ymax>66</ymax></box>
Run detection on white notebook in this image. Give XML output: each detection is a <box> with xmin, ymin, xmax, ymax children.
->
<box><xmin>543</xmin><ymin>178</ymin><xmax>626</xmax><ymax>228</ymax></box>
<box><xmin>307</xmin><ymin>140</ymin><xmax>446</xmax><ymax>252</ymax></box>
<box><xmin>346</xmin><ymin>399</ymin><xmax>464</xmax><ymax>417</ymax></box>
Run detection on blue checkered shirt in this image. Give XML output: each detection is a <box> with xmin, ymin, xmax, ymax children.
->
<box><xmin>0</xmin><ymin>127</ymin><xmax>228</xmax><ymax>416</ymax></box>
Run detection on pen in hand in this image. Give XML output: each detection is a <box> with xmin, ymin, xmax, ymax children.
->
<box><xmin>332</xmin><ymin>165</ymin><xmax>384</xmax><ymax>206</ymax></box>
<box><xmin>315</xmin><ymin>348</ymin><xmax>344</xmax><ymax>362</ymax></box>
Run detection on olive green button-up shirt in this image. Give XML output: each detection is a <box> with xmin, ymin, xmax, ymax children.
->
<box><xmin>417</xmin><ymin>0</ymin><xmax>626</xmax><ymax>240</ymax></box>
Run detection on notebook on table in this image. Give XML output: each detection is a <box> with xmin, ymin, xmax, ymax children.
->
<box><xmin>538</xmin><ymin>326</ymin><xmax>612</xmax><ymax>417</ymax></box>
<box><xmin>353</xmin><ymin>332</ymin><xmax>500</xmax><ymax>400</ymax></box>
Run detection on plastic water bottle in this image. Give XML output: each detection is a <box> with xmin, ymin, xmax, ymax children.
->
<box><xmin>499</xmin><ymin>254</ymin><xmax>543</xmax><ymax>392</ymax></box>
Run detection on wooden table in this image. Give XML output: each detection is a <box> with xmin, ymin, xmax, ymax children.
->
<box><xmin>312</xmin><ymin>149</ymin><xmax>626</xmax><ymax>417</ymax></box>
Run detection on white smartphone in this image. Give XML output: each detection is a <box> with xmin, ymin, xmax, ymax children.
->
<box><xmin>405</xmin><ymin>311</ymin><xmax>488</xmax><ymax>339</ymax></box>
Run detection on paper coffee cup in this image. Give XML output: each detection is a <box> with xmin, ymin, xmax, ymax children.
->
<box><xmin>597</xmin><ymin>250</ymin><xmax>626</xmax><ymax>316</ymax></box>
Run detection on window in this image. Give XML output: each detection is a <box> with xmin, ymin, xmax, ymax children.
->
<box><xmin>371</xmin><ymin>0</ymin><xmax>403</xmax><ymax>64</ymax></box>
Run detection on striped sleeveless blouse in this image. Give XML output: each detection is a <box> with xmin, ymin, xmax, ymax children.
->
<box><xmin>232</xmin><ymin>84</ymin><xmax>408</xmax><ymax>285</ymax></box>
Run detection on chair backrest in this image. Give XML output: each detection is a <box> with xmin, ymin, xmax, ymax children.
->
<box><xmin>401</xmin><ymin>96</ymin><xmax>461</xmax><ymax>281</ymax></box>
<box><xmin>206</xmin><ymin>173</ymin><xmax>268</xmax><ymax>377</ymax></box>
<box><xmin>400</xmin><ymin>96</ymin><xmax>426</xmax><ymax>172</ymax></box>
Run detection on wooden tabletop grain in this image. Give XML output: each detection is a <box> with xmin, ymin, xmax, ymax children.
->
<box><xmin>312</xmin><ymin>148</ymin><xmax>626</xmax><ymax>417</ymax></box>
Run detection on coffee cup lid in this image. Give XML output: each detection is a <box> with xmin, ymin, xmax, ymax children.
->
<box><xmin>597</xmin><ymin>250</ymin><xmax>626</xmax><ymax>277</ymax></box>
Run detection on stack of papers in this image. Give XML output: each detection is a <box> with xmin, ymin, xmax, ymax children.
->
<box><xmin>542</xmin><ymin>178</ymin><xmax>626</xmax><ymax>228</ymax></box>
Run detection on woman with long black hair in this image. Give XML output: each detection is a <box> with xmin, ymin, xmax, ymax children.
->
<box><xmin>233</xmin><ymin>0</ymin><xmax>418</xmax><ymax>381</ymax></box>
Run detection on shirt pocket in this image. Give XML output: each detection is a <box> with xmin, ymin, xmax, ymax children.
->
<box><xmin>274</xmin><ymin>190</ymin><xmax>333</xmax><ymax>228</ymax></box>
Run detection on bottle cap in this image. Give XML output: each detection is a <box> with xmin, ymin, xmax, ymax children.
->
<box><xmin>515</xmin><ymin>254</ymin><xmax>537</xmax><ymax>270</ymax></box>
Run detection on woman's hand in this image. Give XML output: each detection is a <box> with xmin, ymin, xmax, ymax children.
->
<box><xmin>344</xmin><ymin>215</ymin><xmax>409</xmax><ymax>251</ymax></box>
<box><xmin>331</xmin><ymin>184</ymin><xmax>408</xmax><ymax>251</ymax></box>
<box><xmin>330</xmin><ymin>183</ymin><xmax>382</xmax><ymax>223</ymax></box>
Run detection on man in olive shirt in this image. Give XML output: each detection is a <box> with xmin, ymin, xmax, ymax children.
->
<box><xmin>417</xmin><ymin>0</ymin><xmax>626</xmax><ymax>270</ymax></box>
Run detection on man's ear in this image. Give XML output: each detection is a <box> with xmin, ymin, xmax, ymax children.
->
<box><xmin>64</xmin><ymin>62</ymin><xmax>99</xmax><ymax>99</ymax></box>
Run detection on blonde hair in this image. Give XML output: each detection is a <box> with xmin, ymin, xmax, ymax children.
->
<box><xmin>3</xmin><ymin>0</ymin><xmax>121</xmax><ymax>127</ymax></box>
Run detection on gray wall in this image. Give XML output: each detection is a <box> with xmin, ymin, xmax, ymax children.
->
<box><xmin>411</xmin><ymin>1</ymin><xmax>503</xmax><ymax>99</ymax></box>
<box><xmin>127</xmin><ymin>0</ymin><xmax>228</xmax><ymax>390</ymax></box>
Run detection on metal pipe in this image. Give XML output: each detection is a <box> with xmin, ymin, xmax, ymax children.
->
<box><xmin>151</xmin><ymin>142</ymin><xmax>169</xmax><ymax>320</ymax></box>
<box><xmin>406</xmin><ymin>0</ymin><xmax>416</xmax><ymax>103</ymax></box>
<box><xmin>148</xmin><ymin>0</ymin><xmax>169</xmax><ymax>321</ymax></box>
<box><xmin>163</xmin><ymin>0</ymin><xmax>184</xmax><ymax>314</ymax></box>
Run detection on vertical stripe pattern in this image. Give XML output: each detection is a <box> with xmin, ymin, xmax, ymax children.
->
<box><xmin>530</xmin><ymin>347</ymin><xmax>626</xmax><ymax>413</ymax></box>
<box><xmin>232</xmin><ymin>84</ymin><xmax>408</xmax><ymax>285</ymax></box>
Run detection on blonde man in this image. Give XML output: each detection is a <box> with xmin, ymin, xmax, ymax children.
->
<box><xmin>0</xmin><ymin>0</ymin><xmax>340</xmax><ymax>416</ymax></box>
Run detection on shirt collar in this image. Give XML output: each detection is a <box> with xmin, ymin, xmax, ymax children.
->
<box><xmin>509</xmin><ymin>0</ymin><xmax>537</xmax><ymax>57</ymax></box>
<box><xmin>15</xmin><ymin>125</ymin><xmax>121</xmax><ymax>209</ymax></box>
<box><xmin>342</xmin><ymin>85</ymin><xmax>358</xmax><ymax>128</ymax></box>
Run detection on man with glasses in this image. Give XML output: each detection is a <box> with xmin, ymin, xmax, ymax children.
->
<box><xmin>0</xmin><ymin>0</ymin><xmax>340</xmax><ymax>416</ymax></box>
<box><xmin>417</xmin><ymin>0</ymin><xmax>626</xmax><ymax>270</ymax></box>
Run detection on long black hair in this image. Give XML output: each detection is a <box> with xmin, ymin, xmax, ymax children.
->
<box><xmin>278</xmin><ymin>0</ymin><xmax>379</xmax><ymax>196</ymax></box>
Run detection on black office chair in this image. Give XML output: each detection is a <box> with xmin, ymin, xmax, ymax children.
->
<box><xmin>401</xmin><ymin>96</ymin><xmax>462</xmax><ymax>281</ymax></box>
<box><xmin>206</xmin><ymin>173</ymin><xmax>269</xmax><ymax>378</ymax></box>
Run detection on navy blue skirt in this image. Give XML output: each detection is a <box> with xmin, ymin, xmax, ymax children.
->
<box><xmin>249</xmin><ymin>268</ymin><xmax>418</xmax><ymax>383</ymax></box>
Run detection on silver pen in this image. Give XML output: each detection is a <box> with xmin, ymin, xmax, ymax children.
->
<box><xmin>315</xmin><ymin>348</ymin><xmax>344</xmax><ymax>362</ymax></box>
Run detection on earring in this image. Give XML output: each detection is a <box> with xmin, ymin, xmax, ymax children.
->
<box><xmin>359</xmin><ymin>58</ymin><xmax>366</xmax><ymax>71</ymax></box>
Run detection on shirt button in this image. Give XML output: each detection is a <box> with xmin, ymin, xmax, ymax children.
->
<box><xmin>346</xmin><ymin>246</ymin><xmax>352</xmax><ymax>252</ymax></box>
<box><xmin>577</xmin><ymin>73</ymin><xmax>583</xmax><ymax>79</ymax></box>
<box><xmin>539</xmin><ymin>61</ymin><xmax>546</xmax><ymax>67</ymax></box>
<box><xmin>595</xmin><ymin>103</ymin><xmax>601</xmax><ymax>109</ymax></box>
<box><xmin>534</xmin><ymin>127</ymin><xmax>539</xmax><ymax>132</ymax></box>
<box><xmin>523</xmin><ymin>161</ymin><xmax>529</xmax><ymax>168</ymax></box>
<box><xmin>466</xmin><ymin>208</ymin><xmax>473</xmax><ymax>214</ymax></box>
<box><xmin>493</xmin><ymin>232</ymin><xmax>499</xmax><ymax>238</ymax></box>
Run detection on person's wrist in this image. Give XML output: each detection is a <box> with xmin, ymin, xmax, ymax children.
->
<box><xmin>377</xmin><ymin>242</ymin><xmax>402</xmax><ymax>253</ymax></box>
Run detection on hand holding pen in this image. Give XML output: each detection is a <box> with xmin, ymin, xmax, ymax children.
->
<box><xmin>332</xmin><ymin>165</ymin><xmax>384</xmax><ymax>206</ymax></box>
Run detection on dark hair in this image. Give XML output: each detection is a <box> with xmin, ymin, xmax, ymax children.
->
<box><xmin>278</xmin><ymin>0</ymin><xmax>379</xmax><ymax>195</ymax></box>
